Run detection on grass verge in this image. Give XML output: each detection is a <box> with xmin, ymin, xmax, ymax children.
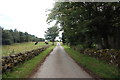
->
<box><xmin>63</xmin><ymin>45</ymin><xmax>119</xmax><ymax>79</ymax></box>
<box><xmin>2</xmin><ymin>45</ymin><xmax>55</xmax><ymax>78</ymax></box>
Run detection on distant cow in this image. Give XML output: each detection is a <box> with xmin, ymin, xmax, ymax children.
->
<box><xmin>35</xmin><ymin>42</ymin><xmax>38</xmax><ymax>45</ymax></box>
<box><xmin>45</xmin><ymin>41</ymin><xmax>48</xmax><ymax>45</ymax></box>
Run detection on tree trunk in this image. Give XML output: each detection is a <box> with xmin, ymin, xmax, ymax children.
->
<box><xmin>52</xmin><ymin>39</ymin><xmax>55</xmax><ymax>45</ymax></box>
<box><xmin>103</xmin><ymin>36</ymin><xmax>110</xmax><ymax>49</ymax></box>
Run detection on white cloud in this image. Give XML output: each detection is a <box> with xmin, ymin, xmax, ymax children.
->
<box><xmin>0</xmin><ymin>0</ymin><xmax>55</xmax><ymax>38</ymax></box>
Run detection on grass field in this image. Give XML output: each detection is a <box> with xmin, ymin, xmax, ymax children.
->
<box><xmin>2</xmin><ymin>45</ymin><xmax>55</xmax><ymax>78</ymax></box>
<box><xmin>2</xmin><ymin>42</ymin><xmax>52</xmax><ymax>56</ymax></box>
<box><xmin>63</xmin><ymin>45</ymin><xmax>119</xmax><ymax>79</ymax></box>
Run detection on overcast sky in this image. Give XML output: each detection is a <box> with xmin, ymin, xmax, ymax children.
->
<box><xmin>0</xmin><ymin>0</ymin><xmax>56</xmax><ymax>38</ymax></box>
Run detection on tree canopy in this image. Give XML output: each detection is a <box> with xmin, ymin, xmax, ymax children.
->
<box><xmin>1</xmin><ymin>26</ymin><xmax>45</xmax><ymax>45</ymax></box>
<box><xmin>45</xmin><ymin>26</ymin><xmax>59</xmax><ymax>45</ymax></box>
<box><xmin>47</xmin><ymin>2</ymin><xmax>120</xmax><ymax>49</ymax></box>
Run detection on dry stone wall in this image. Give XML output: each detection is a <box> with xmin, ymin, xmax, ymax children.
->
<box><xmin>84</xmin><ymin>48</ymin><xmax>120</xmax><ymax>67</ymax></box>
<box><xmin>1</xmin><ymin>45</ymin><xmax>51</xmax><ymax>73</ymax></box>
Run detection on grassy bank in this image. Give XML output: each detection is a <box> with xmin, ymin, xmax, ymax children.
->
<box><xmin>2</xmin><ymin>42</ymin><xmax>52</xmax><ymax>56</ymax></box>
<box><xmin>63</xmin><ymin>45</ymin><xmax>119</xmax><ymax>79</ymax></box>
<box><xmin>2</xmin><ymin>45</ymin><xmax>55</xmax><ymax>78</ymax></box>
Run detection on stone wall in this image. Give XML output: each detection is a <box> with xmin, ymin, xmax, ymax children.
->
<box><xmin>84</xmin><ymin>48</ymin><xmax>120</xmax><ymax>67</ymax></box>
<box><xmin>1</xmin><ymin>45</ymin><xmax>51</xmax><ymax>73</ymax></box>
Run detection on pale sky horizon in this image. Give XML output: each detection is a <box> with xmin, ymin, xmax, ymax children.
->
<box><xmin>0</xmin><ymin>0</ymin><xmax>57</xmax><ymax>39</ymax></box>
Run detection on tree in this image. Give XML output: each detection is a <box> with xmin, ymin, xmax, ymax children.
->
<box><xmin>12</xmin><ymin>29</ymin><xmax>20</xmax><ymax>43</ymax></box>
<box><xmin>45</xmin><ymin>26</ymin><xmax>59</xmax><ymax>45</ymax></box>
<box><xmin>19</xmin><ymin>32</ymin><xmax>25</xmax><ymax>43</ymax></box>
<box><xmin>47</xmin><ymin>2</ymin><xmax>120</xmax><ymax>49</ymax></box>
<box><xmin>2</xmin><ymin>30</ymin><xmax>13</xmax><ymax>45</ymax></box>
<box><xmin>1</xmin><ymin>27</ymin><xmax>45</xmax><ymax>45</ymax></box>
<box><xmin>39</xmin><ymin>38</ymin><xmax>45</xmax><ymax>42</ymax></box>
<box><xmin>0</xmin><ymin>26</ymin><xmax>2</xmax><ymax>45</ymax></box>
<box><xmin>24</xmin><ymin>32</ymin><xmax>30</xmax><ymax>42</ymax></box>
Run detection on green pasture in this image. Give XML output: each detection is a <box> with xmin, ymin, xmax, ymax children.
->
<box><xmin>2</xmin><ymin>42</ymin><xmax>51</xmax><ymax>56</ymax></box>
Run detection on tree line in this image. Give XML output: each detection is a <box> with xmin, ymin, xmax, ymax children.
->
<box><xmin>1</xmin><ymin>26</ymin><xmax>45</xmax><ymax>45</ymax></box>
<box><xmin>47</xmin><ymin>2</ymin><xmax>120</xmax><ymax>49</ymax></box>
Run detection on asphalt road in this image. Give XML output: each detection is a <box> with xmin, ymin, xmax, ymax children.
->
<box><xmin>31</xmin><ymin>43</ymin><xmax>92</xmax><ymax>78</ymax></box>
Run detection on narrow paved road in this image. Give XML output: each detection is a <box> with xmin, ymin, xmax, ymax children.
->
<box><xmin>31</xmin><ymin>43</ymin><xmax>92</xmax><ymax>78</ymax></box>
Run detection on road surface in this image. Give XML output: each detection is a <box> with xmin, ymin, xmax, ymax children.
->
<box><xmin>31</xmin><ymin>43</ymin><xmax>92</xmax><ymax>78</ymax></box>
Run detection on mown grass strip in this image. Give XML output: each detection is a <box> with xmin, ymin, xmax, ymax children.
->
<box><xmin>63</xmin><ymin>45</ymin><xmax>119</xmax><ymax>79</ymax></box>
<box><xmin>2</xmin><ymin>45</ymin><xmax>55</xmax><ymax>78</ymax></box>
